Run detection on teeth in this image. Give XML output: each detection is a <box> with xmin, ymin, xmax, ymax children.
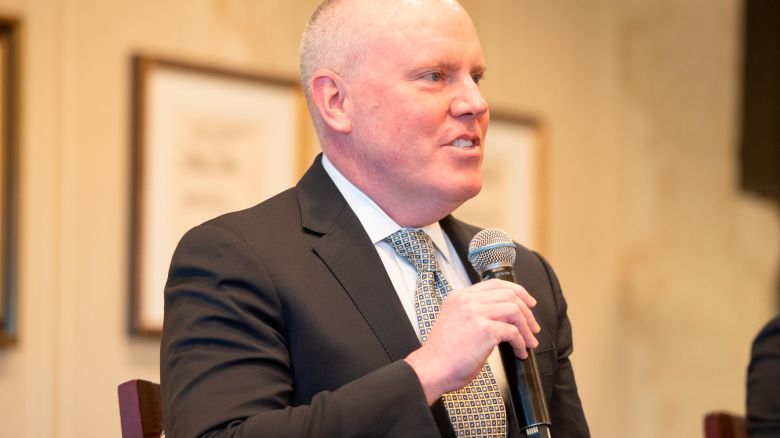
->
<box><xmin>452</xmin><ymin>138</ymin><xmax>474</xmax><ymax>148</ymax></box>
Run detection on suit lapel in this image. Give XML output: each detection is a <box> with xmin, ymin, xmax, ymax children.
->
<box><xmin>296</xmin><ymin>156</ymin><xmax>421</xmax><ymax>362</ymax></box>
<box><xmin>297</xmin><ymin>158</ymin><xmax>461</xmax><ymax>436</ymax></box>
<box><xmin>439</xmin><ymin>215</ymin><xmax>481</xmax><ymax>284</ymax></box>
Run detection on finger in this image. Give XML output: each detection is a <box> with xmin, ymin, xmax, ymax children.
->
<box><xmin>513</xmin><ymin>285</ymin><xmax>538</xmax><ymax>308</ymax></box>
<box><xmin>523</xmin><ymin>305</ymin><xmax>541</xmax><ymax>334</ymax></box>
<box><xmin>472</xmin><ymin>279</ymin><xmax>535</xmax><ymax>310</ymax></box>
<box><xmin>476</xmin><ymin>290</ymin><xmax>541</xmax><ymax>335</ymax></box>
<box><xmin>457</xmin><ymin>280</ymin><xmax>538</xmax><ymax>317</ymax></box>
<box><xmin>482</xmin><ymin>304</ymin><xmax>539</xmax><ymax>350</ymax></box>
<box><xmin>482</xmin><ymin>302</ymin><xmax>528</xmax><ymax>326</ymax></box>
<box><xmin>488</xmin><ymin>321</ymin><xmax>529</xmax><ymax>359</ymax></box>
<box><xmin>505</xmin><ymin>286</ymin><xmax>541</xmax><ymax>333</ymax></box>
<box><xmin>463</xmin><ymin>278</ymin><xmax>523</xmax><ymax>294</ymax></box>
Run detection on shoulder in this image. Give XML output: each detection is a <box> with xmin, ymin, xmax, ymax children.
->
<box><xmin>751</xmin><ymin>315</ymin><xmax>780</xmax><ymax>357</ymax></box>
<box><xmin>204</xmin><ymin>187</ymin><xmax>300</xmax><ymax>235</ymax></box>
<box><xmin>172</xmin><ymin>187</ymin><xmax>308</xmax><ymax>267</ymax></box>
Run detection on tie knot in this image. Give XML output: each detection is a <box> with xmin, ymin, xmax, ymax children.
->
<box><xmin>384</xmin><ymin>228</ymin><xmax>440</xmax><ymax>274</ymax></box>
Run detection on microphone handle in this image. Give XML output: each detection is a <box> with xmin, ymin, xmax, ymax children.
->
<box><xmin>483</xmin><ymin>266</ymin><xmax>552</xmax><ymax>438</ymax></box>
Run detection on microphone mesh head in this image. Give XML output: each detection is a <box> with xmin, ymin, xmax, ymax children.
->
<box><xmin>468</xmin><ymin>229</ymin><xmax>517</xmax><ymax>274</ymax></box>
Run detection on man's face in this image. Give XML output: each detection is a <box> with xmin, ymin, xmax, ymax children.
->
<box><xmin>343</xmin><ymin>1</ymin><xmax>489</xmax><ymax>220</ymax></box>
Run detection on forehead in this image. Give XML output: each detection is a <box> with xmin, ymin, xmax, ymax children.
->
<box><xmin>353</xmin><ymin>1</ymin><xmax>484</xmax><ymax>67</ymax></box>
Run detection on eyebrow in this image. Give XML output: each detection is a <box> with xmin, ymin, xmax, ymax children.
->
<box><xmin>410</xmin><ymin>61</ymin><xmax>488</xmax><ymax>73</ymax></box>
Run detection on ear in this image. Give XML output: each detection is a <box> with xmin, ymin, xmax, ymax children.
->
<box><xmin>310</xmin><ymin>70</ymin><xmax>352</xmax><ymax>134</ymax></box>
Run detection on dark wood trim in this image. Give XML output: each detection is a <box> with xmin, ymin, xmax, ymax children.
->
<box><xmin>0</xmin><ymin>16</ymin><xmax>19</xmax><ymax>346</ymax></box>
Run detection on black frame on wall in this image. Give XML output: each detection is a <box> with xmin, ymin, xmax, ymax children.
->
<box><xmin>0</xmin><ymin>16</ymin><xmax>19</xmax><ymax>346</ymax></box>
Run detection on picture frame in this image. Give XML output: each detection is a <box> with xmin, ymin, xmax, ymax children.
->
<box><xmin>454</xmin><ymin>112</ymin><xmax>546</xmax><ymax>251</ymax></box>
<box><xmin>0</xmin><ymin>17</ymin><xmax>19</xmax><ymax>347</ymax></box>
<box><xmin>128</xmin><ymin>55</ymin><xmax>307</xmax><ymax>335</ymax></box>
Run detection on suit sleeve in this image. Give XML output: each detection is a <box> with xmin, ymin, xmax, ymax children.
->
<box><xmin>160</xmin><ymin>223</ymin><xmax>438</xmax><ymax>438</ymax></box>
<box><xmin>535</xmin><ymin>252</ymin><xmax>590</xmax><ymax>437</ymax></box>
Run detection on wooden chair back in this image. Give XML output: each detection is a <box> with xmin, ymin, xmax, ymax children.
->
<box><xmin>118</xmin><ymin>379</ymin><xmax>164</xmax><ymax>438</ymax></box>
<box><xmin>704</xmin><ymin>411</ymin><xmax>747</xmax><ymax>438</ymax></box>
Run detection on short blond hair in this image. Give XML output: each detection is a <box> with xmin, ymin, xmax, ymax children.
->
<box><xmin>299</xmin><ymin>0</ymin><xmax>358</xmax><ymax>107</ymax></box>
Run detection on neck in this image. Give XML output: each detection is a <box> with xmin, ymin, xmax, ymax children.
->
<box><xmin>373</xmin><ymin>195</ymin><xmax>456</xmax><ymax>228</ymax></box>
<box><xmin>322</xmin><ymin>150</ymin><xmax>460</xmax><ymax>228</ymax></box>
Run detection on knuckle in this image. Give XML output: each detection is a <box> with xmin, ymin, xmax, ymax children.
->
<box><xmin>473</xmin><ymin>318</ymin><xmax>491</xmax><ymax>335</ymax></box>
<box><xmin>487</xmin><ymin>278</ymin><xmax>506</xmax><ymax>288</ymax></box>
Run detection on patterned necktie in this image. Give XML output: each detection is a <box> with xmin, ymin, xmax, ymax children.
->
<box><xmin>385</xmin><ymin>228</ymin><xmax>507</xmax><ymax>437</ymax></box>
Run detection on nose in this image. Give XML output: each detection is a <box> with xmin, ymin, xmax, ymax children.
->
<box><xmin>450</xmin><ymin>77</ymin><xmax>489</xmax><ymax>120</ymax></box>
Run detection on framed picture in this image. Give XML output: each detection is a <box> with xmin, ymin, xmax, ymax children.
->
<box><xmin>129</xmin><ymin>55</ymin><xmax>307</xmax><ymax>335</ymax></box>
<box><xmin>454</xmin><ymin>112</ymin><xmax>546</xmax><ymax>251</ymax></box>
<box><xmin>0</xmin><ymin>17</ymin><xmax>18</xmax><ymax>346</ymax></box>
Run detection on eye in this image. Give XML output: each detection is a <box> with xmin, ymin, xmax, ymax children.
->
<box><xmin>423</xmin><ymin>71</ymin><xmax>444</xmax><ymax>82</ymax></box>
<box><xmin>471</xmin><ymin>73</ymin><xmax>483</xmax><ymax>84</ymax></box>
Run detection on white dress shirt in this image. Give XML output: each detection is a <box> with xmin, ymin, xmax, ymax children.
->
<box><xmin>321</xmin><ymin>154</ymin><xmax>509</xmax><ymax>399</ymax></box>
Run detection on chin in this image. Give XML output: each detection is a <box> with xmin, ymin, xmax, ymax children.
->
<box><xmin>443</xmin><ymin>180</ymin><xmax>482</xmax><ymax>206</ymax></box>
<box><xmin>462</xmin><ymin>176</ymin><xmax>483</xmax><ymax>197</ymax></box>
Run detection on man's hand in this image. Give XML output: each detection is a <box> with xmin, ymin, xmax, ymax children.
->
<box><xmin>404</xmin><ymin>279</ymin><xmax>540</xmax><ymax>405</ymax></box>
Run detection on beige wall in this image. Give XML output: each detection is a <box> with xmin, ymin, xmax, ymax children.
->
<box><xmin>612</xmin><ymin>0</ymin><xmax>779</xmax><ymax>435</ymax></box>
<box><xmin>0</xmin><ymin>0</ymin><xmax>776</xmax><ymax>437</ymax></box>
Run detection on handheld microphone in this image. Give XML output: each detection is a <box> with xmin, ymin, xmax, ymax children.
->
<box><xmin>468</xmin><ymin>229</ymin><xmax>552</xmax><ymax>438</ymax></box>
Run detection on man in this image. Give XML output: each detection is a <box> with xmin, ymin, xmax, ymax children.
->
<box><xmin>747</xmin><ymin>315</ymin><xmax>780</xmax><ymax>437</ymax></box>
<box><xmin>160</xmin><ymin>0</ymin><xmax>589</xmax><ymax>437</ymax></box>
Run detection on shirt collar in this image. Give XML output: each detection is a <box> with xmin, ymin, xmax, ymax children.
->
<box><xmin>321</xmin><ymin>154</ymin><xmax>455</xmax><ymax>264</ymax></box>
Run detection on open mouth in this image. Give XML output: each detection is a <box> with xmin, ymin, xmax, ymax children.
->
<box><xmin>450</xmin><ymin>138</ymin><xmax>479</xmax><ymax>149</ymax></box>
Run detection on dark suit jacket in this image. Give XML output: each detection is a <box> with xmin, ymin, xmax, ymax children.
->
<box><xmin>160</xmin><ymin>156</ymin><xmax>589</xmax><ymax>437</ymax></box>
<box><xmin>747</xmin><ymin>315</ymin><xmax>780</xmax><ymax>437</ymax></box>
